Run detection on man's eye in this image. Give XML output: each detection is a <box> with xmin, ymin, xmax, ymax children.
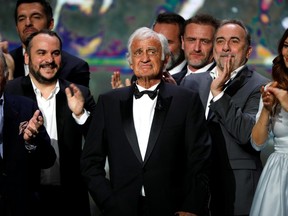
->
<box><xmin>134</xmin><ymin>50</ymin><xmax>142</xmax><ymax>56</ymax></box>
<box><xmin>147</xmin><ymin>49</ymin><xmax>157</xmax><ymax>55</ymax></box>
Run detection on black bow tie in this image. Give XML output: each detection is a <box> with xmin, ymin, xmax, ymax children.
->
<box><xmin>134</xmin><ymin>87</ymin><xmax>158</xmax><ymax>100</ymax></box>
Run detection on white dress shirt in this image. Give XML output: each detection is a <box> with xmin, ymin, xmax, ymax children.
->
<box><xmin>133</xmin><ymin>82</ymin><xmax>159</xmax><ymax>196</ymax></box>
<box><xmin>31</xmin><ymin>79</ymin><xmax>89</xmax><ymax>185</ymax></box>
<box><xmin>168</xmin><ymin>60</ymin><xmax>187</xmax><ymax>75</ymax></box>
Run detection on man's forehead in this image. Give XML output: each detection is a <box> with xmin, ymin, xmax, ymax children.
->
<box><xmin>132</xmin><ymin>37</ymin><xmax>160</xmax><ymax>46</ymax></box>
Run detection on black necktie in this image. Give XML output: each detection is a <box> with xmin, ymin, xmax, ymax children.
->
<box><xmin>134</xmin><ymin>86</ymin><xmax>158</xmax><ymax>100</ymax></box>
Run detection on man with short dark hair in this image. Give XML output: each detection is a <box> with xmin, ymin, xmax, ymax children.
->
<box><xmin>2</xmin><ymin>0</ymin><xmax>90</xmax><ymax>87</ymax></box>
<box><xmin>5</xmin><ymin>29</ymin><xmax>96</xmax><ymax>216</ymax></box>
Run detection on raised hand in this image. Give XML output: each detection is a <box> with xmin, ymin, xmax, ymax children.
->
<box><xmin>65</xmin><ymin>83</ymin><xmax>85</xmax><ymax>117</ymax></box>
<box><xmin>211</xmin><ymin>55</ymin><xmax>233</xmax><ymax>97</ymax></box>
<box><xmin>111</xmin><ymin>71</ymin><xmax>131</xmax><ymax>89</ymax></box>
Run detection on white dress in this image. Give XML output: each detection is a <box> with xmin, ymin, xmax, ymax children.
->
<box><xmin>250</xmin><ymin>99</ymin><xmax>288</xmax><ymax>216</ymax></box>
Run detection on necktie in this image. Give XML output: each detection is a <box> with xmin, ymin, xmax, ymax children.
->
<box><xmin>134</xmin><ymin>87</ymin><xmax>158</xmax><ymax>100</ymax></box>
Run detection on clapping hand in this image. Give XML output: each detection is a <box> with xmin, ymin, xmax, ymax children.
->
<box><xmin>265</xmin><ymin>81</ymin><xmax>288</xmax><ymax>112</ymax></box>
<box><xmin>23</xmin><ymin>110</ymin><xmax>43</xmax><ymax>142</ymax></box>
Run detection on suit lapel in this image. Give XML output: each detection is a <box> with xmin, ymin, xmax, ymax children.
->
<box><xmin>21</xmin><ymin>76</ymin><xmax>37</xmax><ymax>101</ymax></box>
<box><xmin>201</xmin><ymin>72</ymin><xmax>213</xmax><ymax>109</ymax></box>
<box><xmin>55</xmin><ymin>81</ymin><xmax>69</xmax><ymax>138</ymax></box>
<box><xmin>225</xmin><ymin>67</ymin><xmax>251</xmax><ymax>97</ymax></box>
<box><xmin>144</xmin><ymin>94</ymin><xmax>171</xmax><ymax>164</ymax></box>
<box><xmin>121</xmin><ymin>83</ymin><xmax>172</xmax><ymax>165</ymax></box>
<box><xmin>121</xmin><ymin>89</ymin><xmax>142</xmax><ymax>163</ymax></box>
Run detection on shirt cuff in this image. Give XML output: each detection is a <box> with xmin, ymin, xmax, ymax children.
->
<box><xmin>72</xmin><ymin>109</ymin><xmax>90</xmax><ymax>125</ymax></box>
<box><xmin>212</xmin><ymin>91</ymin><xmax>224</xmax><ymax>102</ymax></box>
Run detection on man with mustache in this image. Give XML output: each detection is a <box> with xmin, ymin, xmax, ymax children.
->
<box><xmin>181</xmin><ymin>19</ymin><xmax>270</xmax><ymax>216</ymax></box>
<box><xmin>0</xmin><ymin>0</ymin><xmax>90</xmax><ymax>87</ymax></box>
<box><xmin>5</xmin><ymin>29</ymin><xmax>96</xmax><ymax>216</ymax></box>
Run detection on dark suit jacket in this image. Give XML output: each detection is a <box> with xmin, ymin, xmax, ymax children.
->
<box><xmin>171</xmin><ymin>62</ymin><xmax>187</xmax><ymax>85</ymax></box>
<box><xmin>10</xmin><ymin>46</ymin><xmax>90</xmax><ymax>87</ymax></box>
<box><xmin>181</xmin><ymin>66</ymin><xmax>270</xmax><ymax>215</ymax></box>
<box><xmin>81</xmin><ymin>82</ymin><xmax>212</xmax><ymax>216</ymax></box>
<box><xmin>0</xmin><ymin>94</ymin><xmax>56</xmax><ymax>216</ymax></box>
<box><xmin>4</xmin><ymin>77</ymin><xmax>97</xmax><ymax>216</ymax></box>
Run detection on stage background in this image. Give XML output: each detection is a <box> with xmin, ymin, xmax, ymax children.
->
<box><xmin>0</xmin><ymin>0</ymin><xmax>287</xmax><ymax>100</ymax></box>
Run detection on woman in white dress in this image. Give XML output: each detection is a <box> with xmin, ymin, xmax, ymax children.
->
<box><xmin>250</xmin><ymin>28</ymin><xmax>288</xmax><ymax>216</ymax></box>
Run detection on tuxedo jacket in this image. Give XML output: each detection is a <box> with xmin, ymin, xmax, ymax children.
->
<box><xmin>181</xmin><ymin>66</ymin><xmax>270</xmax><ymax>215</ymax></box>
<box><xmin>4</xmin><ymin>77</ymin><xmax>97</xmax><ymax>216</ymax></box>
<box><xmin>0</xmin><ymin>94</ymin><xmax>56</xmax><ymax>216</ymax></box>
<box><xmin>81</xmin><ymin>82</ymin><xmax>212</xmax><ymax>216</ymax></box>
<box><xmin>10</xmin><ymin>46</ymin><xmax>90</xmax><ymax>87</ymax></box>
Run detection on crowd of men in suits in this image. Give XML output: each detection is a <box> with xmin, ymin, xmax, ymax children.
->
<box><xmin>0</xmin><ymin>0</ymin><xmax>271</xmax><ymax>216</ymax></box>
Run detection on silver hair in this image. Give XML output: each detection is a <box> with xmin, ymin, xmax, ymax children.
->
<box><xmin>126</xmin><ymin>27</ymin><xmax>170</xmax><ymax>64</ymax></box>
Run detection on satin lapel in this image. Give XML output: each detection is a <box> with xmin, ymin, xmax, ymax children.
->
<box><xmin>144</xmin><ymin>94</ymin><xmax>172</xmax><ymax>164</ymax></box>
<box><xmin>121</xmin><ymin>94</ymin><xmax>142</xmax><ymax>163</ymax></box>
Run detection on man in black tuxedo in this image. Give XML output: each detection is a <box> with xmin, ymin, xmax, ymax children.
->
<box><xmin>3</xmin><ymin>0</ymin><xmax>90</xmax><ymax>87</ymax></box>
<box><xmin>81</xmin><ymin>27</ymin><xmax>211</xmax><ymax>216</ymax></box>
<box><xmin>0</xmin><ymin>50</ymin><xmax>56</xmax><ymax>216</ymax></box>
<box><xmin>182</xmin><ymin>19</ymin><xmax>270</xmax><ymax>216</ymax></box>
<box><xmin>5</xmin><ymin>29</ymin><xmax>96</xmax><ymax>216</ymax></box>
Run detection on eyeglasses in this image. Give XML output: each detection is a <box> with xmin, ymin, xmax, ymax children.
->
<box><xmin>133</xmin><ymin>48</ymin><xmax>159</xmax><ymax>57</ymax></box>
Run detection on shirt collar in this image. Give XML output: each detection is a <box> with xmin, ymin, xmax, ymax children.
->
<box><xmin>210</xmin><ymin>65</ymin><xmax>245</xmax><ymax>80</ymax></box>
<box><xmin>31</xmin><ymin>78</ymin><xmax>60</xmax><ymax>99</ymax></box>
<box><xmin>168</xmin><ymin>60</ymin><xmax>187</xmax><ymax>75</ymax></box>
<box><xmin>136</xmin><ymin>82</ymin><xmax>160</xmax><ymax>91</ymax></box>
<box><xmin>186</xmin><ymin>61</ymin><xmax>215</xmax><ymax>75</ymax></box>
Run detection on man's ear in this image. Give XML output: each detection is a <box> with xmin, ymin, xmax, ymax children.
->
<box><xmin>48</xmin><ymin>18</ymin><xmax>55</xmax><ymax>30</ymax></box>
<box><xmin>246</xmin><ymin>46</ymin><xmax>253</xmax><ymax>59</ymax></box>
<box><xmin>24</xmin><ymin>52</ymin><xmax>29</xmax><ymax>65</ymax></box>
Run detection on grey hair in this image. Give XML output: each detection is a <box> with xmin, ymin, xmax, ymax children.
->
<box><xmin>217</xmin><ymin>19</ymin><xmax>251</xmax><ymax>46</ymax></box>
<box><xmin>0</xmin><ymin>50</ymin><xmax>9</xmax><ymax>78</ymax></box>
<box><xmin>126</xmin><ymin>27</ymin><xmax>170</xmax><ymax>64</ymax></box>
